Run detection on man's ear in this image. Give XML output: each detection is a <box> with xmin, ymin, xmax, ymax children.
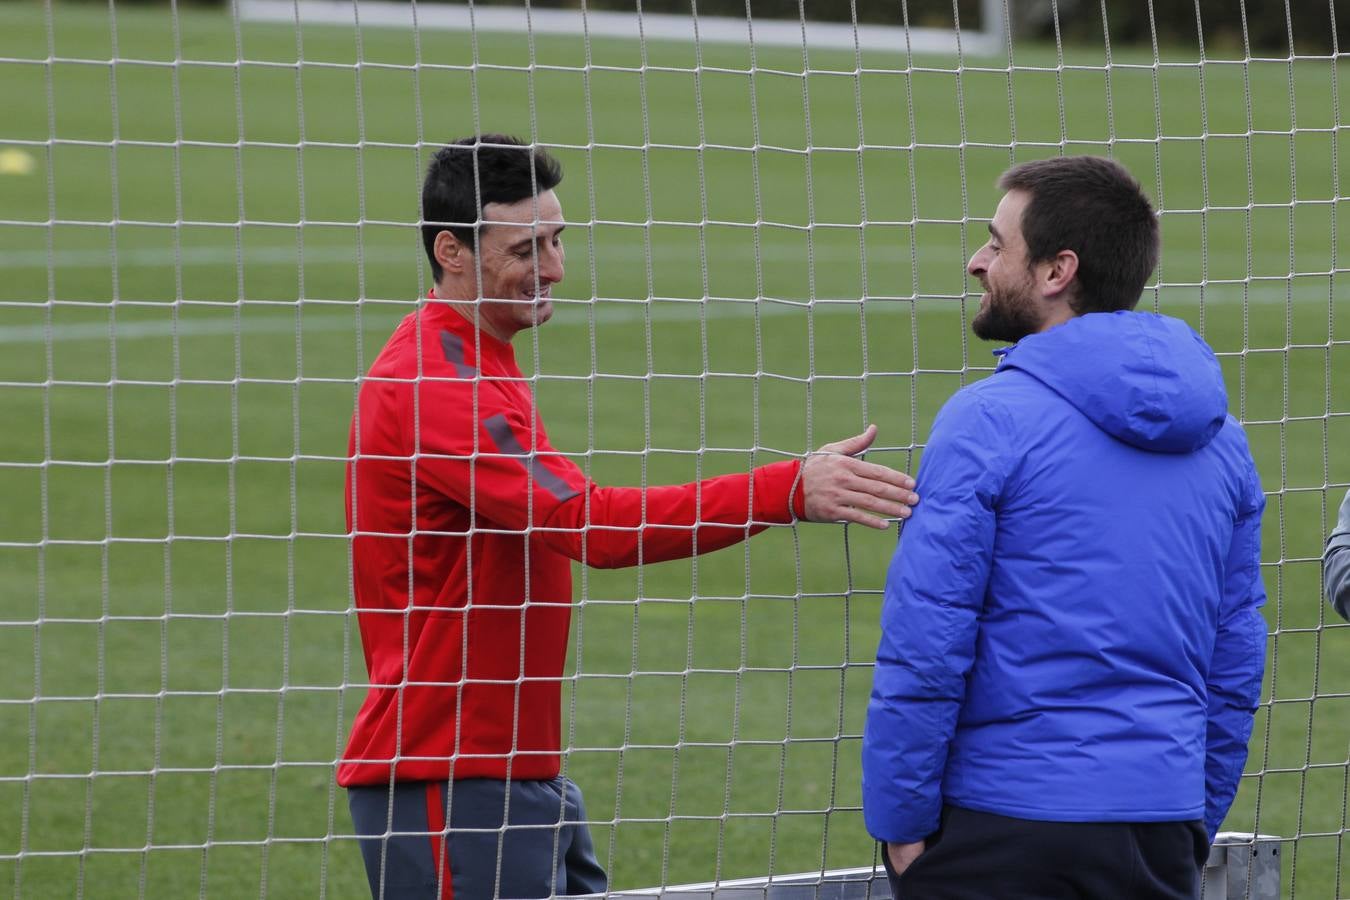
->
<box><xmin>434</xmin><ymin>230</ymin><xmax>471</xmax><ymax>277</ymax></box>
<box><xmin>1039</xmin><ymin>249</ymin><xmax>1079</xmax><ymax>299</ymax></box>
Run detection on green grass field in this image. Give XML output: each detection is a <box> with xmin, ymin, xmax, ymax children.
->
<box><xmin>1</xmin><ymin>2</ymin><xmax>1348</xmax><ymax>897</ymax></box>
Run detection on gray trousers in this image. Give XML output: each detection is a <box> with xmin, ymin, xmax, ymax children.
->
<box><xmin>348</xmin><ymin>777</ymin><xmax>607</xmax><ymax>900</ymax></box>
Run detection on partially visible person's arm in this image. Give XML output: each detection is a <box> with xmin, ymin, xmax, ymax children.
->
<box><xmin>411</xmin><ymin>376</ymin><xmax>916</xmax><ymax>567</ymax></box>
<box><xmin>862</xmin><ymin>389</ymin><xmax>1011</xmax><ymax>855</ymax></box>
<box><xmin>1204</xmin><ymin>454</ymin><xmax>1268</xmax><ymax>841</ymax></box>
<box><xmin>1325</xmin><ymin>488</ymin><xmax>1350</xmax><ymax>622</ymax></box>
<box><xmin>543</xmin><ymin>422</ymin><xmax>917</xmax><ymax>565</ymax></box>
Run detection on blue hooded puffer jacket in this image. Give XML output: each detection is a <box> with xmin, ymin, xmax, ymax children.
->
<box><xmin>862</xmin><ymin>311</ymin><xmax>1267</xmax><ymax>845</ymax></box>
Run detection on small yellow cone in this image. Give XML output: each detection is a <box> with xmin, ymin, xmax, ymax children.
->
<box><xmin>0</xmin><ymin>148</ymin><xmax>36</xmax><ymax>176</ymax></box>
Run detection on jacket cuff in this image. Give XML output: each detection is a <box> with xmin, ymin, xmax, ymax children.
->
<box><xmin>752</xmin><ymin>459</ymin><xmax>806</xmax><ymax>524</ymax></box>
<box><xmin>790</xmin><ymin>459</ymin><xmax>807</xmax><ymax>520</ymax></box>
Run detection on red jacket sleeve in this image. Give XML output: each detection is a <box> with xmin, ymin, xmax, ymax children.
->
<box><xmin>409</xmin><ymin>376</ymin><xmax>805</xmax><ymax>567</ymax></box>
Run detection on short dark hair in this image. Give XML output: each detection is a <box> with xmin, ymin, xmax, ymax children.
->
<box><xmin>421</xmin><ymin>134</ymin><xmax>564</xmax><ymax>281</ymax></box>
<box><xmin>998</xmin><ymin>156</ymin><xmax>1159</xmax><ymax>313</ymax></box>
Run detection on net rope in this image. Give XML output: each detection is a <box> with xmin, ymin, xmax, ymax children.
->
<box><xmin>0</xmin><ymin>0</ymin><xmax>1345</xmax><ymax>897</ymax></box>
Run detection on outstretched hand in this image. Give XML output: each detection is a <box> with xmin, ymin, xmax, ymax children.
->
<box><xmin>800</xmin><ymin>424</ymin><xmax>918</xmax><ymax>529</ymax></box>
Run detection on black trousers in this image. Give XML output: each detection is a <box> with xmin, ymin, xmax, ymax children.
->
<box><xmin>881</xmin><ymin>805</ymin><xmax>1208</xmax><ymax>900</ymax></box>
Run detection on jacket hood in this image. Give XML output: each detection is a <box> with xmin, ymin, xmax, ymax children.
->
<box><xmin>997</xmin><ymin>311</ymin><xmax>1228</xmax><ymax>453</ymax></box>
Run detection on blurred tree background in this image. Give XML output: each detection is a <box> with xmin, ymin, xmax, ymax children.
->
<box><xmin>1011</xmin><ymin>0</ymin><xmax>1345</xmax><ymax>55</ymax></box>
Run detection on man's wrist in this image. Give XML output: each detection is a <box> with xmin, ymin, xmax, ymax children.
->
<box><xmin>789</xmin><ymin>458</ymin><xmax>808</xmax><ymax>520</ymax></box>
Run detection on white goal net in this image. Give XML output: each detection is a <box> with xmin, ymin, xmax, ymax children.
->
<box><xmin>0</xmin><ymin>0</ymin><xmax>1345</xmax><ymax>897</ymax></box>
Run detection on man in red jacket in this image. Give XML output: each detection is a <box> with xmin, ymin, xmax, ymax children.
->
<box><xmin>342</xmin><ymin>134</ymin><xmax>918</xmax><ymax>900</ymax></box>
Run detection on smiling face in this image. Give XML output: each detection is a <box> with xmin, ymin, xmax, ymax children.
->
<box><xmin>434</xmin><ymin>189</ymin><xmax>566</xmax><ymax>342</ymax></box>
<box><xmin>966</xmin><ymin>189</ymin><xmax>1046</xmax><ymax>344</ymax></box>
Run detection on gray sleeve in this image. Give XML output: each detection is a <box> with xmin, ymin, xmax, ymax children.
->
<box><xmin>1326</xmin><ymin>488</ymin><xmax>1350</xmax><ymax>622</ymax></box>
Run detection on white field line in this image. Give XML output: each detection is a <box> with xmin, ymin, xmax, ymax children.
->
<box><xmin>0</xmin><ymin>242</ymin><xmax>918</xmax><ymax>269</ymax></box>
<box><xmin>0</xmin><ymin>245</ymin><xmax>416</xmax><ymax>269</ymax></box>
<box><xmin>0</xmin><ymin>241</ymin><xmax>1312</xmax><ymax>276</ymax></box>
<box><xmin>0</xmin><ymin>284</ymin><xmax>1331</xmax><ymax>345</ymax></box>
<box><xmin>237</xmin><ymin>0</ymin><xmax>1004</xmax><ymax>56</ymax></box>
<box><xmin>0</xmin><ymin>300</ymin><xmax>897</xmax><ymax>344</ymax></box>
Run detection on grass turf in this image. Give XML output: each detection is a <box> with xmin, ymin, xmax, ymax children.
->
<box><xmin>1</xmin><ymin>2</ymin><xmax>1349</xmax><ymax>896</ymax></box>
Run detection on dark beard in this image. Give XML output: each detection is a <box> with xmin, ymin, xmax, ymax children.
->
<box><xmin>971</xmin><ymin>285</ymin><xmax>1041</xmax><ymax>343</ymax></box>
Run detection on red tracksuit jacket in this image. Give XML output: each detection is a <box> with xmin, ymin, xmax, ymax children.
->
<box><xmin>338</xmin><ymin>302</ymin><xmax>805</xmax><ymax>786</ymax></box>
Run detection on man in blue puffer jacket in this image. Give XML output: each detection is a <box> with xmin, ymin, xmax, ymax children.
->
<box><xmin>863</xmin><ymin>156</ymin><xmax>1268</xmax><ymax>900</ymax></box>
